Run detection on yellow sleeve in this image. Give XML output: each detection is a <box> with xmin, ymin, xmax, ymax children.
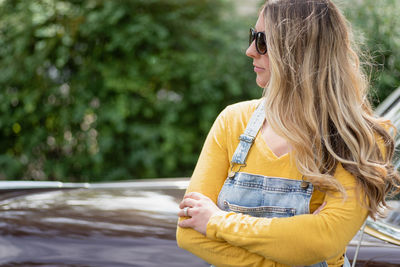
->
<box><xmin>206</xmin><ymin>164</ymin><xmax>369</xmax><ymax>266</ymax></box>
<box><xmin>176</xmin><ymin>107</ymin><xmax>284</xmax><ymax>267</ymax></box>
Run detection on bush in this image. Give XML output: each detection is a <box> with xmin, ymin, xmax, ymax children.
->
<box><xmin>343</xmin><ymin>0</ymin><xmax>400</xmax><ymax>105</ymax></box>
<box><xmin>0</xmin><ymin>0</ymin><xmax>259</xmax><ymax>181</ymax></box>
<box><xmin>2</xmin><ymin>0</ymin><xmax>398</xmax><ymax>182</ymax></box>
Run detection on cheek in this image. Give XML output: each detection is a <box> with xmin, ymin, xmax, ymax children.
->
<box><xmin>262</xmin><ymin>57</ymin><xmax>270</xmax><ymax>72</ymax></box>
<box><xmin>262</xmin><ymin>57</ymin><xmax>271</xmax><ymax>82</ymax></box>
<box><xmin>256</xmin><ymin>64</ymin><xmax>271</xmax><ymax>88</ymax></box>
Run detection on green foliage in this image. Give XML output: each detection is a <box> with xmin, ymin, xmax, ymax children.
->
<box><xmin>343</xmin><ymin>0</ymin><xmax>400</xmax><ymax>105</ymax></box>
<box><xmin>0</xmin><ymin>0</ymin><xmax>259</xmax><ymax>181</ymax></box>
<box><xmin>1</xmin><ymin>0</ymin><xmax>399</xmax><ymax>182</ymax></box>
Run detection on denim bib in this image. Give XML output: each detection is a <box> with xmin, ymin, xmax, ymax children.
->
<box><xmin>214</xmin><ymin>100</ymin><xmax>350</xmax><ymax>267</ymax></box>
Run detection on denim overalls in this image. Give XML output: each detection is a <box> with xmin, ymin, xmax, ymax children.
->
<box><xmin>212</xmin><ymin>101</ymin><xmax>351</xmax><ymax>267</ymax></box>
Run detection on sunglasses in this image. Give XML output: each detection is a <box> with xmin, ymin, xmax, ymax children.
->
<box><xmin>249</xmin><ymin>28</ymin><xmax>267</xmax><ymax>55</ymax></box>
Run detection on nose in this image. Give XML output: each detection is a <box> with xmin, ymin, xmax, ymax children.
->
<box><xmin>246</xmin><ymin>40</ymin><xmax>258</xmax><ymax>59</ymax></box>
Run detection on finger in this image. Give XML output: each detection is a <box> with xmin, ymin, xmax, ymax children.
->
<box><xmin>183</xmin><ymin>192</ymin><xmax>203</xmax><ymax>200</ymax></box>
<box><xmin>178</xmin><ymin>209</ymin><xmax>185</xmax><ymax>217</ymax></box>
<box><xmin>177</xmin><ymin>207</ymin><xmax>193</xmax><ymax>217</ymax></box>
<box><xmin>179</xmin><ymin>198</ymin><xmax>197</xmax><ymax>209</ymax></box>
<box><xmin>178</xmin><ymin>217</ymin><xmax>195</xmax><ymax>228</ymax></box>
<box><xmin>313</xmin><ymin>201</ymin><xmax>327</xmax><ymax>215</ymax></box>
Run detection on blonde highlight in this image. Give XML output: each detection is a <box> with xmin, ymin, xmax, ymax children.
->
<box><xmin>261</xmin><ymin>0</ymin><xmax>400</xmax><ymax>218</ymax></box>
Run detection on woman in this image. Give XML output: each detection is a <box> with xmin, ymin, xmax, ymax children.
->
<box><xmin>176</xmin><ymin>0</ymin><xmax>400</xmax><ymax>266</ymax></box>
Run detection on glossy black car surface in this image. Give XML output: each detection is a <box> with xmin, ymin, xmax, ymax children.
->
<box><xmin>0</xmin><ymin>178</ymin><xmax>399</xmax><ymax>266</ymax></box>
<box><xmin>0</xmin><ymin>179</ymin><xmax>209</xmax><ymax>267</ymax></box>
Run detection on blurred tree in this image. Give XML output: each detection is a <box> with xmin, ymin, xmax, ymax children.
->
<box><xmin>0</xmin><ymin>0</ymin><xmax>259</xmax><ymax>181</ymax></box>
<box><xmin>1</xmin><ymin>0</ymin><xmax>398</xmax><ymax>181</ymax></box>
<box><xmin>343</xmin><ymin>0</ymin><xmax>400</xmax><ymax>106</ymax></box>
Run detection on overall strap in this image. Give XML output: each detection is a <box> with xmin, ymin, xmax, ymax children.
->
<box><xmin>231</xmin><ymin>100</ymin><xmax>266</xmax><ymax>166</ymax></box>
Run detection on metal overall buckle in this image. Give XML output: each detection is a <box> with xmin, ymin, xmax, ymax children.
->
<box><xmin>301</xmin><ymin>175</ymin><xmax>309</xmax><ymax>189</ymax></box>
<box><xmin>228</xmin><ymin>163</ymin><xmax>246</xmax><ymax>179</ymax></box>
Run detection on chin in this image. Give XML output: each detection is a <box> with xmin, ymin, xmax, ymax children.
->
<box><xmin>256</xmin><ymin>79</ymin><xmax>267</xmax><ymax>88</ymax></box>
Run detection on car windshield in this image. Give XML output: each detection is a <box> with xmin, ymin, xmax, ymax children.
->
<box><xmin>367</xmin><ymin>89</ymin><xmax>400</xmax><ymax>245</ymax></box>
<box><xmin>376</xmin><ymin>86</ymin><xmax>400</xmax><ymax>171</ymax></box>
<box><xmin>366</xmin><ymin>200</ymin><xmax>400</xmax><ymax>245</ymax></box>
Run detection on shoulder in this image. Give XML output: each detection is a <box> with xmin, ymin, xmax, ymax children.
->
<box><xmin>219</xmin><ymin>98</ymin><xmax>263</xmax><ymax>123</ymax></box>
<box><xmin>212</xmin><ymin>99</ymin><xmax>263</xmax><ymax>142</ymax></box>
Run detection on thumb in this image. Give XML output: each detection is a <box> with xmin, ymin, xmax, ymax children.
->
<box><xmin>313</xmin><ymin>202</ymin><xmax>327</xmax><ymax>215</ymax></box>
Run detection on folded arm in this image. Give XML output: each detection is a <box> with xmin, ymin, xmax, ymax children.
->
<box><xmin>205</xmin><ymin>164</ymin><xmax>368</xmax><ymax>266</ymax></box>
<box><xmin>177</xmin><ymin>226</ymin><xmax>277</xmax><ymax>267</ymax></box>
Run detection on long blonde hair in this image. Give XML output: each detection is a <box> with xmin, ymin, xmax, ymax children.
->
<box><xmin>262</xmin><ymin>0</ymin><xmax>400</xmax><ymax>218</ymax></box>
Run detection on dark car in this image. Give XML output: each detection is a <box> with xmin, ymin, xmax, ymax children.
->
<box><xmin>0</xmin><ymin>178</ymin><xmax>399</xmax><ymax>266</ymax></box>
<box><xmin>0</xmin><ymin>179</ymin><xmax>209</xmax><ymax>267</ymax></box>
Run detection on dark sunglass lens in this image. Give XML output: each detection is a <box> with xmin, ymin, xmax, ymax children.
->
<box><xmin>256</xmin><ymin>32</ymin><xmax>267</xmax><ymax>54</ymax></box>
<box><xmin>249</xmin><ymin>28</ymin><xmax>255</xmax><ymax>45</ymax></box>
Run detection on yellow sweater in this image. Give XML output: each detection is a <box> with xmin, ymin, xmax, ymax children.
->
<box><xmin>176</xmin><ymin>99</ymin><xmax>368</xmax><ymax>267</ymax></box>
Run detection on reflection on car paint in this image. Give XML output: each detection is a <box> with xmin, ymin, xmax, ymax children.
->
<box><xmin>0</xmin><ymin>183</ymin><xmax>209</xmax><ymax>267</ymax></box>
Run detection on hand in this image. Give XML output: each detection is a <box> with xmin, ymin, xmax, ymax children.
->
<box><xmin>178</xmin><ymin>192</ymin><xmax>226</xmax><ymax>235</ymax></box>
<box><xmin>313</xmin><ymin>202</ymin><xmax>326</xmax><ymax>215</ymax></box>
